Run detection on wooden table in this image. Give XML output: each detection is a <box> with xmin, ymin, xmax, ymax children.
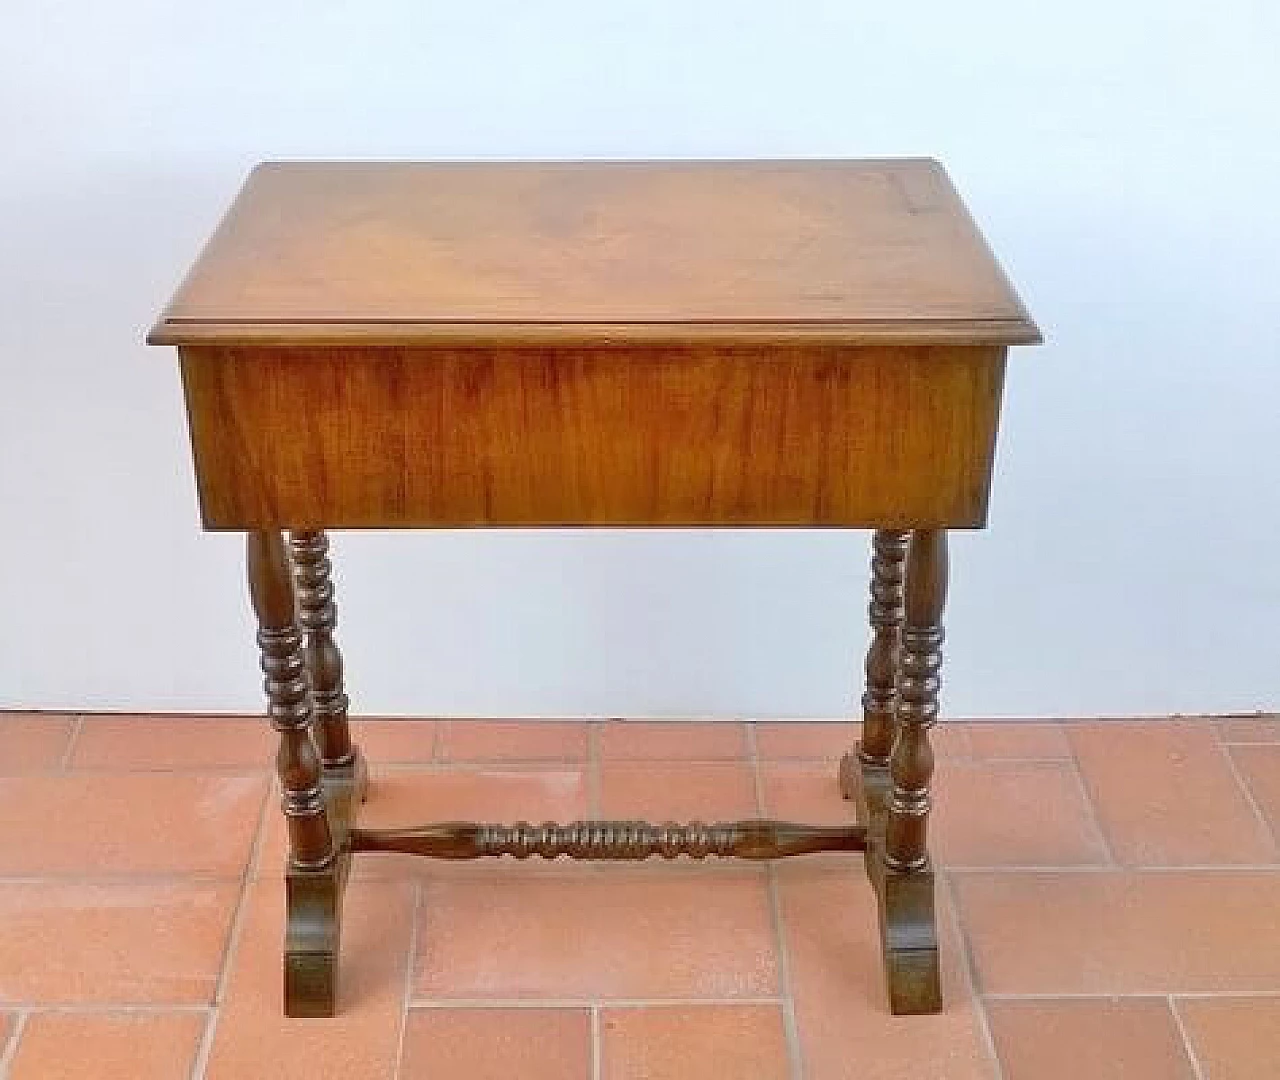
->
<box><xmin>149</xmin><ymin>159</ymin><xmax>1039</xmax><ymax>1018</ymax></box>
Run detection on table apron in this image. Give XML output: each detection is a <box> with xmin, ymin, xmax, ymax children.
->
<box><xmin>178</xmin><ymin>343</ymin><xmax>1007</xmax><ymax>530</ymax></box>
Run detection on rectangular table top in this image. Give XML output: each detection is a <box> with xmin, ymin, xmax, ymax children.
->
<box><xmin>149</xmin><ymin>159</ymin><xmax>1039</xmax><ymax>348</ymax></box>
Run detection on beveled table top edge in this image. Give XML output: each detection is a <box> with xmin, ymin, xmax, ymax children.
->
<box><xmin>147</xmin><ymin>316</ymin><xmax>1042</xmax><ymax>349</ymax></box>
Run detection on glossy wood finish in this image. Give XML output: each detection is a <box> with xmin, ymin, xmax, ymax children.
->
<box><xmin>288</xmin><ymin>530</ymin><xmax>354</xmax><ymax>768</ymax></box>
<box><xmin>350</xmin><ymin>819</ymin><xmax>866</xmax><ymax>860</ymax></box>
<box><xmin>179</xmin><ymin>343</ymin><xmax>1007</xmax><ymax>530</ymax></box>
<box><xmin>838</xmin><ymin>528</ymin><xmax>946</xmax><ymax>1014</ymax></box>
<box><xmin>155</xmin><ymin>159</ymin><xmax>1039</xmax><ymax>1021</ymax></box>
<box><xmin>149</xmin><ymin>160</ymin><xmax>1038</xmax><ymax>347</ymax></box>
<box><xmin>285</xmin><ymin>750</ymin><xmax>364</xmax><ymax>1018</ymax></box>
<box><xmin>849</xmin><ymin>747</ymin><xmax>940</xmax><ymax>1015</ymax></box>
<box><xmin>247</xmin><ymin>531</ymin><xmax>332</xmax><ymax>871</ymax></box>
<box><xmin>886</xmin><ymin>529</ymin><xmax>947</xmax><ymax>872</ymax></box>
<box><xmin>840</xmin><ymin>529</ymin><xmax>911</xmax><ymax>805</ymax></box>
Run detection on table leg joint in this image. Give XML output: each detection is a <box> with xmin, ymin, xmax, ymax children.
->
<box><xmin>847</xmin><ymin>752</ymin><xmax>941</xmax><ymax>1015</ymax></box>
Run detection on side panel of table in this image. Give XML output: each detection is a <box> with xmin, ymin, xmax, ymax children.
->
<box><xmin>177</xmin><ymin>343</ymin><xmax>1007</xmax><ymax>530</ymax></box>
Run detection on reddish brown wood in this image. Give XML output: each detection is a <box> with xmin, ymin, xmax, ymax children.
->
<box><xmin>288</xmin><ymin>530</ymin><xmax>354</xmax><ymax>768</ymax></box>
<box><xmin>860</xmin><ymin>529</ymin><xmax>910</xmax><ymax>765</ymax></box>
<box><xmin>840</xmin><ymin>529</ymin><xmax>909</xmax><ymax>805</ymax></box>
<box><xmin>147</xmin><ymin>160</ymin><xmax>1039</xmax><ymax>346</ymax></box>
<box><xmin>177</xmin><ymin>343</ymin><xmax>1008</xmax><ymax>530</ymax></box>
<box><xmin>349</xmin><ymin>819</ymin><xmax>866</xmax><ymax>860</ymax></box>
<box><xmin>885</xmin><ymin>530</ymin><xmax>947</xmax><ymax>871</ymax></box>
<box><xmin>247</xmin><ymin>530</ymin><xmax>333</xmax><ymax>871</ymax></box>
<box><xmin>153</xmin><ymin>159</ymin><xmax>1041</xmax><ymax>1021</ymax></box>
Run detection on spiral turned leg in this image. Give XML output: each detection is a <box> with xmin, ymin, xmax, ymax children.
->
<box><xmin>289</xmin><ymin>530</ymin><xmax>367</xmax><ymax>809</ymax></box>
<box><xmin>839</xmin><ymin>529</ymin><xmax>908</xmax><ymax>812</ymax></box>
<box><xmin>876</xmin><ymin>528</ymin><xmax>946</xmax><ymax>1014</ymax></box>
<box><xmin>248</xmin><ymin>531</ymin><xmax>350</xmax><ymax>1018</ymax></box>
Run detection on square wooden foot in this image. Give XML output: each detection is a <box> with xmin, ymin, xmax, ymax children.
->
<box><xmin>841</xmin><ymin>749</ymin><xmax>942</xmax><ymax>1015</ymax></box>
<box><xmin>283</xmin><ymin>747</ymin><xmax>366</xmax><ymax>1017</ymax></box>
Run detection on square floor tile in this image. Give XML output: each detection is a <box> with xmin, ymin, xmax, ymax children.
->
<box><xmin>955</xmin><ymin>869</ymin><xmax>1280</xmax><ymax>994</ymax></box>
<box><xmin>351</xmin><ymin>719</ymin><xmax>439</xmax><ymax>763</ymax></box>
<box><xmin>1229</xmin><ymin>745</ymin><xmax>1280</xmax><ymax>836</ymax></box>
<box><xmin>1070</xmin><ymin>722</ymin><xmax>1275</xmax><ymax>865</ymax></box>
<box><xmin>0</xmin><ymin>774</ymin><xmax>265</xmax><ymax>876</ymax></box>
<box><xmin>985</xmin><ymin>997</ymin><xmax>1196</xmax><ymax>1080</ymax></box>
<box><xmin>599</xmin><ymin>761</ymin><xmax>758</xmax><ymax>820</ymax></box>
<box><xmin>777</xmin><ymin>870</ymin><xmax>996</xmax><ymax>1079</ymax></box>
<box><xmin>414</xmin><ymin>871</ymin><xmax>778</xmax><ymax>1000</ymax></box>
<box><xmin>70</xmin><ymin>715</ymin><xmax>272</xmax><ymax>771</ymax></box>
<box><xmin>203</xmin><ymin>879</ymin><xmax>414</xmax><ymax>1080</ymax></box>
<box><xmin>437</xmin><ymin>721</ymin><xmax>589</xmax><ymax>762</ymax></box>
<box><xmin>0</xmin><ymin>713</ymin><xmax>76</xmax><ymax>773</ymax></box>
<box><xmin>1175</xmin><ymin>996</ymin><xmax>1280</xmax><ymax>1080</ymax></box>
<box><xmin>753</xmin><ymin>722</ymin><xmax>859</xmax><ymax>761</ymax></box>
<box><xmin>930</xmin><ymin>760</ymin><xmax>1109</xmax><ymax>867</ymax></box>
<box><xmin>0</xmin><ymin>881</ymin><xmax>237</xmax><ymax>1004</ymax></box>
<box><xmin>597</xmin><ymin>721</ymin><xmax>748</xmax><ymax>761</ymax></box>
<box><xmin>965</xmin><ymin>722</ymin><xmax>1071</xmax><ymax>760</ymax></box>
<box><xmin>402</xmin><ymin>1007</ymin><xmax>591</xmax><ymax>1080</ymax></box>
<box><xmin>600</xmin><ymin>1004</ymin><xmax>790</xmax><ymax>1080</ymax></box>
<box><xmin>8</xmin><ymin>1010</ymin><xmax>207</xmax><ymax>1080</ymax></box>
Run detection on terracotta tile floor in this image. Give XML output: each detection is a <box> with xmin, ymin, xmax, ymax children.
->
<box><xmin>0</xmin><ymin>712</ymin><xmax>1277</xmax><ymax>1079</ymax></box>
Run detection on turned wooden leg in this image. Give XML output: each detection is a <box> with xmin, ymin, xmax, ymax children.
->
<box><xmin>839</xmin><ymin>529</ymin><xmax>908</xmax><ymax>808</ymax></box>
<box><xmin>289</xmin><ymin>530</ymin><xmax>367</xmax><ymax>807</ymax></box>
<box><xmin>248</xmin><ymin>530</ymin><xmax>348</xmax><ymax>1017</ymax></box>
<box><xmin>249</xmin><ymin>530</ymin><xmax>334</xmax><ymax>870</ymax></box>
<box><xmin>288</xmin><ymin>530</ymin><xmax>353</xmax><ymax>767</ymax></box>
<box><xmin>878</xmin><ymin>528</ymin><xmax>947</xmax><ymax>1014</ymax></box>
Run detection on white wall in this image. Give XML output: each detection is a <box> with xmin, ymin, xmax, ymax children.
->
<box><xmin>2</xmin><ymin>2</ymin><xmax>1278</xmax><ymax>719</ymax></box>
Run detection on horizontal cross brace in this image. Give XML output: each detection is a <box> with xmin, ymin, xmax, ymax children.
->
<box><xmin>347</xmin><ymin>819</ymin><xmax>866</xmax><ymax>861</ymax></box>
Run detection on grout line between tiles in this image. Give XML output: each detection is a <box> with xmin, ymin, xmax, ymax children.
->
<box><xmin>393</xmin><ymin>882</ymin><xmax>423</xmax><ymax>1080</ymax></box>
<box><xmin>743</xmin><ymin>721</ymin><xmax>760</xmax><ymax>767</ymax></box>
<box><xmin>942</xmin><ymin>871</ymin><xmax>1004</xmax><ymax>1080</ymax></box>
<box><xmin>187</xmin><ymin>1009</ymin><xmax>217</xmax><ymax>1080</ymax></box>
<box><xmin>587</xmin><ymin>723</ymin><xmax>601</xmax><ymax>818</ymax></box>
<box><xmin>1167</xmin><ymin>996</ymin><xmax>1208</xmax><ymax>1080</ymax></box>
<box><xmin>766</xmin><ymin>870</ymin><xmax>806</xmax><ymax>1080</ymax></box>
<box><xmin>0</xmin><ymin>873</ymin><xmax>254</xmax><ymax>886</ymax></box>
<box><xmin>1</xmin><ymin>861</ymin><xmax>1275</xmax><ymax>889</ymax></box>
<box><xmin>1062</xmin><ymin>731</ymin><xmax>1118</xmax><ymax>866</ymax></box>
<box><xmin>1219</xmin><ymin>744</ymin><xmax>1279</xmax><ymax>852</ymax></box>
<box><xmin>59</xmin><ymin>765</ymin><xmax>272</xmax><ymax>777</ymax></box>
<box><xmin>374</xmin><ymin>757</ymin><xmax>730</xmax><ymax>770</ymax></box>
<box><xmin>407</xmin><ymin>996</ymin><xmax>787</xmax><ymax>1009</ymax></box>
<box><xmin>0</xmin><ymin>1011</ymin><xmax>27</xmax><ymax>1080</ymax></box>
<box><xmin>982</xmin><ymin>989</ymin><xmax>1280</xmax><ymax>1001</ymax></box>
<box><xmin>590</xmin><ymin>1004</ymin><xmax>601</xmax><ymax>1080</ymax></box>
<box><xmin>748</xmin><ymin>725</ymin><xmax>807</xmax><ymax>1080</ymax></box>
<box><xmin>0</xmin><ymin>1004</ymin><xmax>212</xmax><ymax>1014</ymax></box>
<box><xmin>190</xmin><ymin>783</ymin><xmax>273</xmax><ymax>1080</ymax></box>
<box><xmin>943</xmin><ymin>863</ymin><xmax>1280</xmax><ymax>874</ymax></box>
<box><xmin>57</xmin><ymin>716</ymin><xmax>85</xmax><ymax>772</ymax></box>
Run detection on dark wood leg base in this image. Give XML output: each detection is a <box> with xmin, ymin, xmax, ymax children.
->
<box><xmin>843</xmin><ymin>754</ymin><xmax>892</xmax><ymax>819</ymax></box>
<box><xmin>846</xmin><ymin>752</ymin><xmax>942</xmax><ymax>1015</ymax></box>
<box><xmin>321</xmin><ymin>745</ymin><xmax>369</xmax><ymax>809</ymax></box>
<box><xmin>874</xmin><ymin>865</ymin><xmax>941</xmax><ymax>1015</ymax></box>
<box><xmin>284</xmin><ymin>864</ymin><xmax>345</xmax><ymax>1018</ymax></box>
<box><xmin>284</xmin><ymin>747</ymin><xmax>365</xmax><ymax>1017</ymax></box>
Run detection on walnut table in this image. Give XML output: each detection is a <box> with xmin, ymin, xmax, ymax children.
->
<box><xmin>149</xmin><ymin>159</ymin><xmax>1040</xmax><ymax>1018</ymax></box>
